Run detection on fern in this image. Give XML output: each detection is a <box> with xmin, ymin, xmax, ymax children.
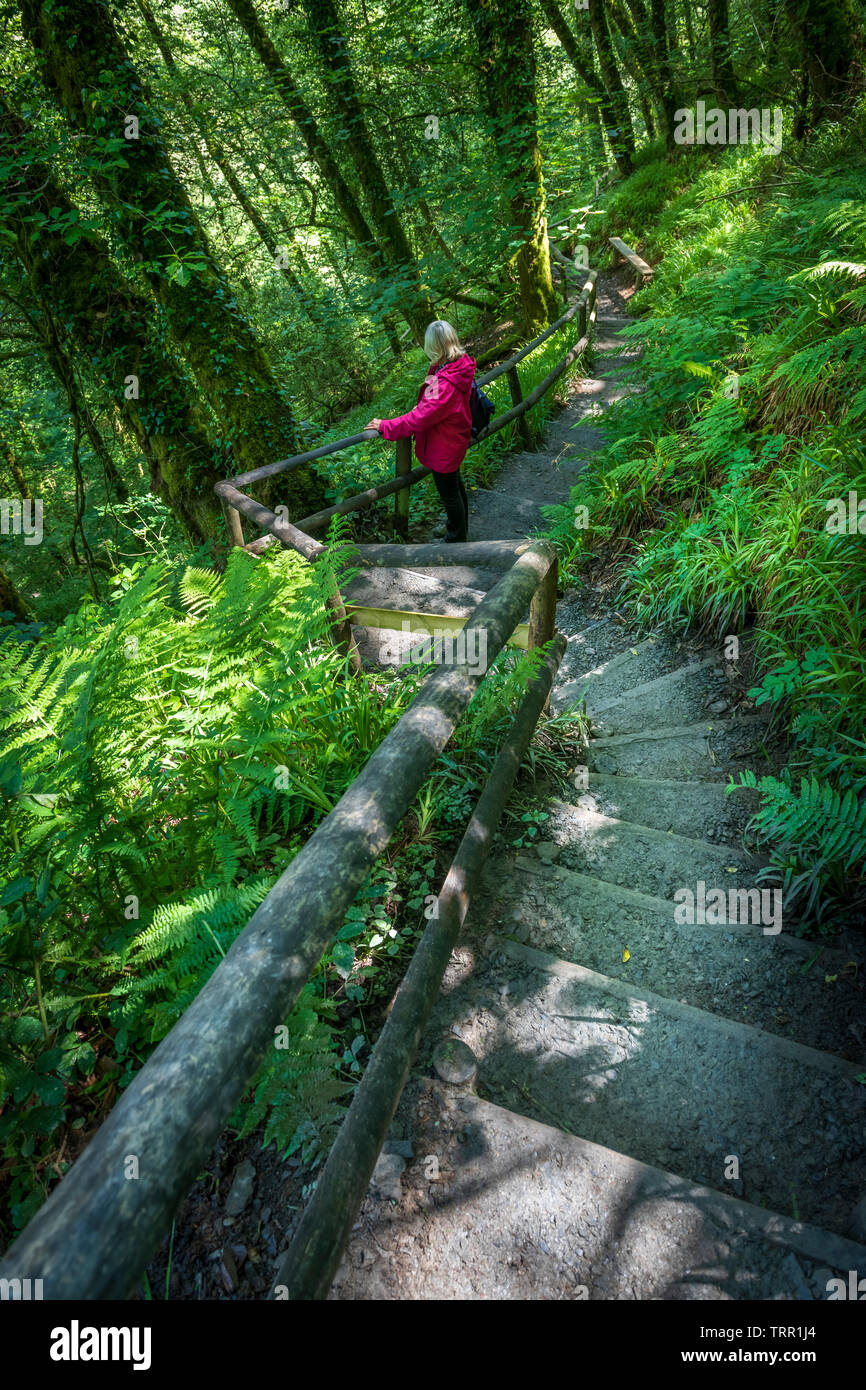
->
<box><xmin>232</xmin><ymin>986</ymin><xmax>351</xmax><ymax>1169</ymax></box>
<box><xmin>733</xmin><ymin>773</ymin><xmax>866</xmax><ymax>924</ymax></box>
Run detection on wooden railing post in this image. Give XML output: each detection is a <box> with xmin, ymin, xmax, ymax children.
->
<box><xmin>528</xmin><ymin>553</ymin><xmax>558</xmax><ymax>710</ymax></box>
<box><xmin>507</xmin><ymin>366</ymin><xmax>534</xmax><ymax>450</ymax></box>
<box><xmin>394</xmin><ymin>436</ymin><xmax>412</xmax><ymax>540</ymax></box>
<box><xmin>325</xmin><ymin>583</ymin><xmax>363</xmax><ymax>677</ymax></box>
<box><xmin>220</xmin><ymin>495</ymin><xmax>245</xmax><ymax>548</ymax></box>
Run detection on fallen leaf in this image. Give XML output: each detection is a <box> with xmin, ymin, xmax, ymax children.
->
<box><xmin>825</xmin><ymin>974</ymin><xmax>838</xmax><ymax>984</ymax></box>
<box><xmin>622</xmin><ymin>947</ymin><xmax>630</xmax><ymax>962</ymax></box>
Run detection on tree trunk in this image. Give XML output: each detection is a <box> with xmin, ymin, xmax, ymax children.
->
<box><xmin>587</xmin><ymin>0</ymin><xmax>637</xmax><ymax>174</ymax></box>
<box><xmin>134</xmin><ymin>0</ymin><xmax>323</xmax><ymax>329</ymax></box>
<box><xmin>784</xmin><ymin>0</ymin><xmax>858</xmax><ymax>123</ymax></box>
<box><xmin>299</xmin><ymin>0</ymin><xmax>436</xmax><ymax>340</ymax></box>
<box><xmin>0</xmin><ymin>557</ymin><xmax>33</xmax><ymax>622</ymax></box>
<box><xmin>42</xmin><ymin>328</ymin><xmax>130</xmax><ymax>506</ymax></box>
<box><xmin>682</xmin><ymin>0</ymin><xmax>698</xmax><ymax>67</ymax></box>
<box><xmin>225</xmin><ymin>0</ymin><xmax>422</xmax><ymax>345</ymax></box>
<box><xmin>20</xmin><ymin>0</ymin><xmax>325</xmax><ymax>519</ymax></box>
<box><xmin>707</xmin><ymin>0</ymin><xmax>738</xmax><ymax>103</ymax></box>
<box><xmin>539</xmin><ymin>0</ymin><xmax>621</xmax><ymax>167</ymax></box>
<box><xmin>466</xmin><ymin>0</ymin><xmax>559</xmax><ymax>337</ymax></box>
<box><xmin>0</xmin><ymin>95</ymin><xmax>224</xmax><ymax>543</ymax></box>
<box><xmin>0</xmin><ymin>423</ymin><xmax>34</xmax><ymax>502</ymax></box>
<box><xmin>608</xmin><ymin>0</ymin><xmax>661</xmax><ymax>136</ymax></box>
<box><xmin>646</xmin><ymin>0</ymin><xmax>685</xmax><ymax>150</ymax></box>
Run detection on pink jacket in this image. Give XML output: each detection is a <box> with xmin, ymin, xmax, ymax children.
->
<box><xmin>379</xmin><ymin>353</ymin><xmax>475</xmax><ymax>473</ymax></box>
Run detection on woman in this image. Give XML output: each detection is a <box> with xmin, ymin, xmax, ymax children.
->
<box><xmin>366</xmin><ymin>320</ymin><xmax>475</xmax><ymax>543</ymax></box>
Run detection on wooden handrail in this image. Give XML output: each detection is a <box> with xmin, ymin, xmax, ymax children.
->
<box><xmin>272</xmin><ymin>630</ymin><xmax>566</xmax><ymax>1300</ymax></box>
<box><xmin>0</xmin><ymin>239</ymin><xmax>601</xmax><ymax>1301</ymax></box>
<box><xmin>0</xmin><ymin>540</ymin><xmax>560</xmax><ymax>1299</ymax></box>
<box><xmin>219</xmin><ymin>268</ymin><xmax>597</xmax><ymax>558</ymax></box>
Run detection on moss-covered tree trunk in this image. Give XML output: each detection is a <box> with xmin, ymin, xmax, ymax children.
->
<box><xmin>0</xmin><ymin>97</ymin><xmax>223</xmax><ymax>543</ymax></box>
<box><xmin>707</xmin><ymin>0</ymin><xmax>738</xmax><ymax>103</ymax></box>
<box><xmin>466</xmin><ymin>0</ymin><xmax>559</xmax><ymax>338</ymax></box>
<box><xmin>0</xmin><ymin>422</ymin><xmax>33</xmax><ymax>502</ymax></box>
<box><xmin>300</xmin><ymin>0</ymin><xmax>436</xmax><ymax>341</ymax></box>
<box><xmin>20</xmin><ymin>0</ymin><xmax>326</xmax><ymax>519</ymax></box>
<box><xmin>784</xmin><ymin>0</ymin><xmax>859</xmax><ymax>124</ymax></box>
<box><xmin>0</xmin><ymin>556</ymin><xmax>34</xmax><ymax>622</ymax></box>
<box><xmin>587</xmin><ymin>0</ymin><xmax>636</xmax><ymax>174</ymax></box>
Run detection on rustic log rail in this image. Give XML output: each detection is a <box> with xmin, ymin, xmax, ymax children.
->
<box><xmin>0</xmin><ymin>540</ymin><xmax>561</xmax><ymax>1300</ymax></box>
<box><xmin>0</xmin><ymin>251</ymin><xmax>599</xmax><ymax>1301</ymax></box>
<box><xmin>218</xmin><ymin>267</ymin><xmax>597</xmax><ymax>564</ymax></box>
<box><xmin>609</xmin><ymin>235</ymin><xmax>653</xmax><ymax>289</ymax></box>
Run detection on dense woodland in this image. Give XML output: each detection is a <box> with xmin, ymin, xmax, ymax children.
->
<box><xmin>0</xmin><ymin>0</ymin><xmax>865</xmax><ymax>1248</ymax></box>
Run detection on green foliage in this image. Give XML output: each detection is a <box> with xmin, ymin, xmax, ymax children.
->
<box><xmin>733</xmin><ymin>772</ymin><xmax>866</xmax><ymax>926</ymax></box>
<box><xmin>546</xmin><ymin>129</ymin><xmax>866</xmax><ymax>925</ymax></box>
<box><xmin>0</xmin><ymin>534</ymin><xmax>580</xmax><ymax>1231</ymax></box>
<box><xmin>0</xmin><ymin>543</ymin><xmax>413</xmax><ymax>1232</ymax></box>
<box><xmin>231</xmin><ymin>986</ymin><xmax>350</xmax><ymax>1170</ymax></box>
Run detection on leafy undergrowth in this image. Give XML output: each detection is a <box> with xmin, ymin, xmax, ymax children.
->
<box><xmin>0</xmin><ymin>529</ymin><xmax>584</xmax><ymax>1243</ymax></box>
<box><xmin>545</xmin><ymin>114</ymin><xmax>866</xmax><ymax>929</ymax></box>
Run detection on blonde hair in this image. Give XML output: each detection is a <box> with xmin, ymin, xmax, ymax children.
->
<box><xmin>423</xmin><ymin>320</ymin><xmax>465</xmax><ymax>365</ymax></box>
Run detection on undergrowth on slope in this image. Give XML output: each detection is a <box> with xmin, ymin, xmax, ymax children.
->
<box><xmin>0</xmin><ymin>525</ymin><xmax>583</xmax><ymax>1236</ymax></box>
<box><xmin>545</xmin><ymin>115</ymin><xmax>866</xmax><ymax>928</ymax></box>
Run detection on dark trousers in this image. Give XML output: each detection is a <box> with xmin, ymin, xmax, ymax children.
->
<box><xmin>432</xmin><ymin>468</ymin><xmax>469</xmax><ymax>542</ymax></box>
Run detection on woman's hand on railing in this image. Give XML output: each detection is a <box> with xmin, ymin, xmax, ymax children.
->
<box><xmin>365</xmin><ymin>418</ymin><xmax>383</xmax><ymax>433</ymax></box>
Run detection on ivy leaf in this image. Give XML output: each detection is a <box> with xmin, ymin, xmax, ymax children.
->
<box><xmin>330</xmin><ymin>942</ymin><xmax>354</xmax><ymax>979</ymax></box>
<box><xmin>32</xmin><ymin>1074</ymin><xmax>66</xmax><ymax>1107</ymax></box>
<box><xmin>11</xmin><ymin>1014</ymin><xmax>44</xmax><ymax>1045</ymax></box>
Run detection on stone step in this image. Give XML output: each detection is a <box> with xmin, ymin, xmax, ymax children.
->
<box><xmin>345</xmin><ymin>564</ymin><xmax>493</xmax><ymax>668</ymax></box>
<box><xmin>481</xmin><ymin>854</ymin><xmax>864</xmax><ymax>1059</ymax></box>
<box><xmin>560</xmin><ymin>772</ymin><xmax>759</xmax><ymax>844</ymax></box>
<box><xmin>586</xmin><ymin>714</ymin><xmax>773</xmax><ymax>780</ymax></box>
<box><xmin>426</xmin><ymin>937</ymin><xmax>866</xmax><ymax>1234</ymax></box>
<box><xmin>344</xmin><ymin>564</ymin><xmax>486</xmax><ymax>618</ymax></box>
<box><xmin>554</xmin><ymin>615</ymin><xmax>642</xmax><ymax>689</ymax></box>
<box><xmin>537</xmin><ymin>800</ymin><xmax>773</xmax><ymax>899</ymax></box>
<box><xmin>331</xmin><ymin>1078</ymin><xmax>866</xmax><ymax>1301</ymax></box>
<box><xmin>590</xmin><ymin>655</ymin><xmax>733</xmax><ymax>733</ymax></box>
<box><xmin>410</xmin><ymin>564</ymin><xmax>502</xmax><ymax>592</ymax></box>
<box><xmin>552</xmin><ymin>633</ymin><xmax>710</xmax><ymax>712</ymax></box>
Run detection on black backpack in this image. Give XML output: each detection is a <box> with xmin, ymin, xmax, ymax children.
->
<box><xmin>469</xmin><ymin>380</ymin><xmax>495</xmax><ymax>440</ymax></box>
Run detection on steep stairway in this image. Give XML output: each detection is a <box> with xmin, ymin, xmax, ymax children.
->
<box><xmin>332</xmin><ymin>270</ymin><xmax>866</xmax><ymax>1300</ymax></box>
